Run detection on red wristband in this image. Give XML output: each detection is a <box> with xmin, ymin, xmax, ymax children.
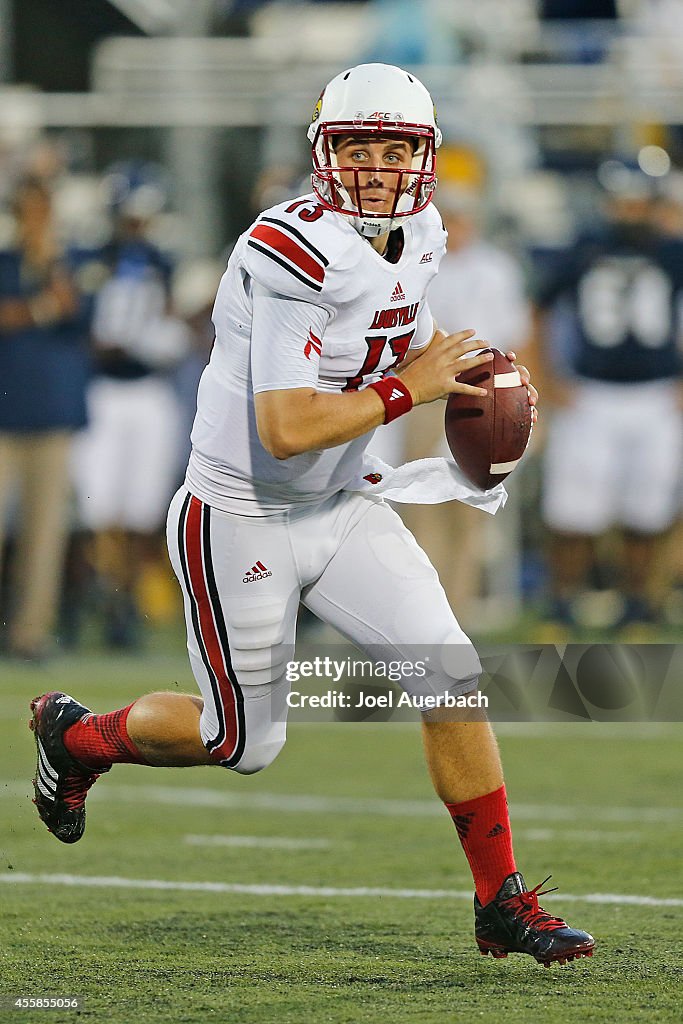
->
<box><xmin>368</xmin><ymin>375</ymin><xmax>413</xmax><ymax>424</ymax></box>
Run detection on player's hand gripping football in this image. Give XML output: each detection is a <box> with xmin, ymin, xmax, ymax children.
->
<box><xmin>504</xmin><ymin>349</ymin><xmax>539</xmax><ymax>425</ymax></box>
<box><xmin>397</xmin><ymin>328</ymin><xmax>493</xmax><ymax>405</ymax></box>
<box><xmin>398</xmin><ymin>329</ymin><xmax>538</xmax><ymax>421</ymax></box>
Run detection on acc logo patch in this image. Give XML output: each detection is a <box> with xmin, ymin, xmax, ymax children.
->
<box><xmin>353</xmin><ymin>110</ymin><xmax>405</xmax><ymax>122</ymax></box>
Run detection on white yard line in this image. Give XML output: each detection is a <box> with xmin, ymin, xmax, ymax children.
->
<box><xmin>99</xmin><ymin>785</ymin><xmax>683</xmax><ymax>823</ymax></box>
<box><xmin>184</xmin><ymin>830</ymin><xmax>642</xmax><ymax>848</ymax></box>
<box><xmin>517</xmin><ymin>828</ymin><xmax>645</xmax><ymax>843</ymax></box>
<box><xmin>0</xmin><ymin>872</ymin><xmax>680</xmax><ymax>907</ymax></box>
<box><xmin>184</xmin><ymin>834</ymin><xmax>332</xmax><ymax>850</ymax></box>
<box><xmin>2</xmin><ymin>780</ymin><xmax>680</xmax><ymax>822</ymax></box>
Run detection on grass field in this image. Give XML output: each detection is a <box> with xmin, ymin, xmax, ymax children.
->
<box><xmin>1</xmin><ymin>645</ymin><xmax>682</xmax><ymax>1024</ymax></box>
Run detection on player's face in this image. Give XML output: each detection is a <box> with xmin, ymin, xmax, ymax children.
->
<box><xmin>333</xmin><ymin>136</ymin><xmax>416</xmax><ymax>216</ymax></box>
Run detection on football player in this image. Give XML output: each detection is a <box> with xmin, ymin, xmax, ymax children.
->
<box><xmin>71</xmin><ymin>164</ymin><xmax>190</xmax><ymax>649</ymax></box>
<box><xmin>30</xmin><ymin>64</ymin><xmax>593</xmax><ymax>966</ymax></box>
<box><xmin>538</xmin><ymin>160</ymin><xmax>683</xmax><ymax>632</ymax></box>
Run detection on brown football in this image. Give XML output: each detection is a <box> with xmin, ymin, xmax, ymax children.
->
<box><xmin>444</xmin><ymin>348</ymin><xmax>532</xmax><ymax>490</ymax></box>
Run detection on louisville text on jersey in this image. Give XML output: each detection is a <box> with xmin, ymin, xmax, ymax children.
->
<box><xmin>369</xmin><ymin>302</ymin><xmax>419</xmax><ymax>331</ymax></box>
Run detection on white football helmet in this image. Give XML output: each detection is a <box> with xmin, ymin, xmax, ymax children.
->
<box><xmin>307</xmin><ymin>63</ymin><xmax>442</xmax><ymax>238</ymax></box>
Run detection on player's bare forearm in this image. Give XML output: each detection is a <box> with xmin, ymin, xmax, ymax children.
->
<box><xmin>255</xmin><ymin>386</ymin><xmax>388</xmax><ymax>459</ymax></box>
<box><xmin>256</xmin><ymin>331</ymin><xmax>494</xmax><ymax>459</ymax></box>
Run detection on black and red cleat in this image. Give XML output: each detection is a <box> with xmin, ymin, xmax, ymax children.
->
<box><xmin>29</xmin><ymin>692</ymin><xmax>108</xmax><ymax>844</ymax></box>
<box><xmin>475</xmin><ymin>872</ymin><xmax>595</xmax><ymax>967</ymax></box>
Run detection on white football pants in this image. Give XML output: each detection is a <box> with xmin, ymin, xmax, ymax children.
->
<box><xmin>543</xmin><ymin>379</ymin><xmax>683</xmax><ymax>534</ymax></box>
<box><xmin>73</xmin><ymin>377</ymin><xmax>183</xmax><ymax>532</ymax></box>
<box><xmin>166</xmin><ymin>487</ymin><xmax>480</xmax><ymax>774</ymax></box>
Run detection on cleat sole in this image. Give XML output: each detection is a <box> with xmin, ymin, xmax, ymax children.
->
<box><xmin>479</xmin><ymin>938</ymin><xmax>595</xmax><ymax>967</ymax></box>
<box><xmin>477</xmin><ymin>942</ymin><xmax>509</xmax><ymax>959</ymax></box>
<box><xmin>536</xmin><ymin>944</ymin><xmax>595</xmax><ymax>967</ymax></box>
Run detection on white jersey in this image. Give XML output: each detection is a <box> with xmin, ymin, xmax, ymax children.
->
<box><xmin>186</xmin><ymin>194</ymin><xmax>446</xmax><ymax>515</ymax></box>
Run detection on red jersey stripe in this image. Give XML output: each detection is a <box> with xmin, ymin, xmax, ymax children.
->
<box><xmin>250</xmin><ymin>223</ymin><xmax>325</xmax><ymax>284</ymax></box>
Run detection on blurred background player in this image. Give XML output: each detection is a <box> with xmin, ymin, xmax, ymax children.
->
<box><xmin>536</xmin><ymin>159</ymin><xmax>683</xmax><ymax>635</ymax></box>
<box><xmin>651</xmin><ymin>169</ymin><xmax>683</xmax><ymax>623</ymax></box>
<box><xmin>398</xmin><ymin>177</ymin><xmax>532</xmax><ymax>624</ymax></box>
<box><xmin>171</xmin><ymin>257</ymin><xmax>224</xmax><ymax>472</ymax></box>
<box><xmin>0</xmin><ymin>176</ymin><xmax>90</xmax><ymax>661</ymax></box>
<box><xmin>71</xmin><ymin>163</ymin><xmax>190</xmax><ymax>648</ymax></box>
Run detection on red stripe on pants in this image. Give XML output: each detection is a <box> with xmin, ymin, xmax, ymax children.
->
<box><xmin>184</xmin><ymin>495</ymin><xmax>239</xmax><ymax>761</ymax></box>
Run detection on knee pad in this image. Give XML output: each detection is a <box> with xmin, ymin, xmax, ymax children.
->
<box><xmin>224</xmin><ymin>596</ymin><xmax>296</xmax><ymax>686</ymax></box>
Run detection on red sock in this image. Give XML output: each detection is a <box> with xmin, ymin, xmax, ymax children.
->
<box><xmin>445</xmin><ymin>784</ymin><xmax>516</xmax><ymax>906</ymax></box>
<box><xmin>63</xmin><ymin>704</ymin><xmax>148</xmax><ymax>771</ymax></box>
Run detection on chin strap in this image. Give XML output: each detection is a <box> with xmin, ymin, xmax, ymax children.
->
<box><xmin>350</xmin><ymin>215</ymin><xmax>388</xmax><ymax>238</ymax></box>
<box><xmin>312</xmin><ymin>173</ymin><xmax>423</xmax><ymax>238</ymax></box>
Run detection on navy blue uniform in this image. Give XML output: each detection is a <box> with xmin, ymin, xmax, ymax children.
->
<box><xmin>92</xmin><ymin>237</ymin><xmax>173</xmax><ymax>380</ymax></box>
<box><xmin>536</xmin><ymin>229</ymin><xmax>683</xmax><ymax>384</ymax></box>
<box><xmin>0</xmin><ymin>250</ymin><xmax>91</xmax><ymax>432</ymax></box>
<box><xmin>538</xmin><ymin>226</ymin><xmax>683</xmax><ymax>537</ymax></box>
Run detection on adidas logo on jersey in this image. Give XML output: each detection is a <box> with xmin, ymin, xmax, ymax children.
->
<box><xmin>390</xmin><ymin>281</ymin><xmax>405</xmax><ymax>302</ymax></box>
<box><xmin>243</xmin><ymin>561</ymin><xmax>273</xmax><ymax>584</ymax></box>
